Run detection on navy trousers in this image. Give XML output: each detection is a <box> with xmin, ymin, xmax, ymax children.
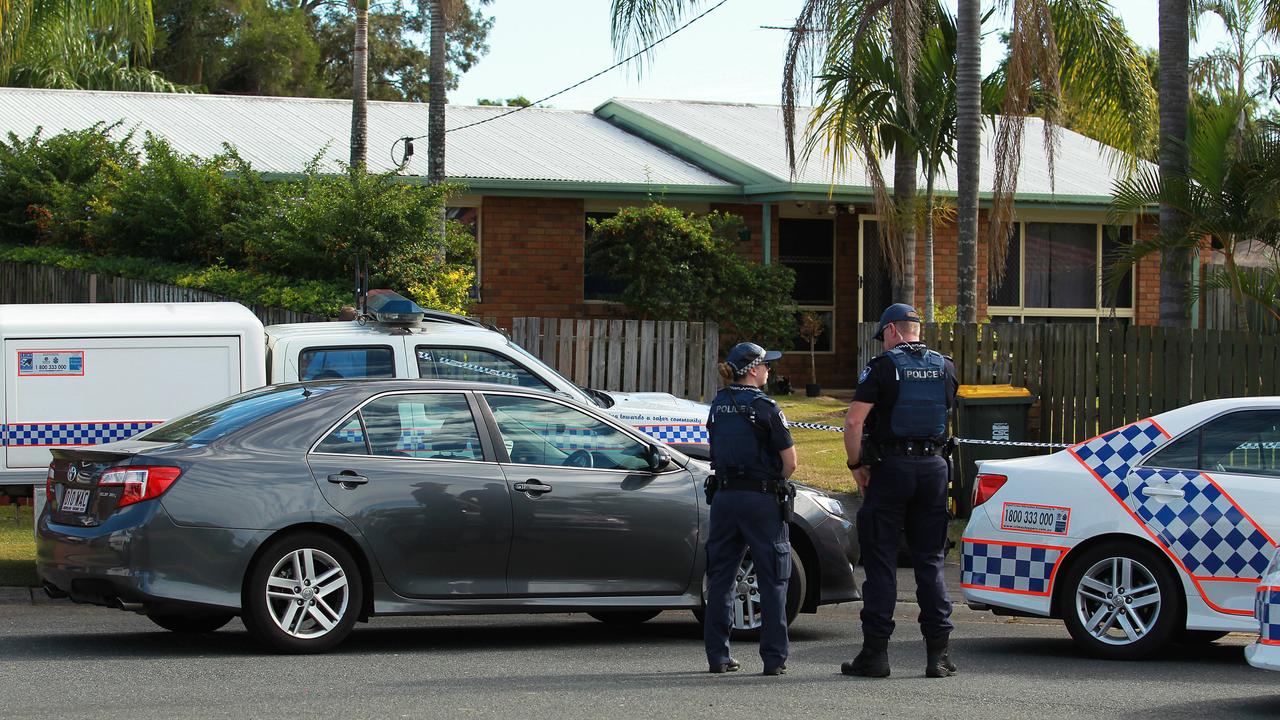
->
<box><xmin>857</xmin><ymin>454</ymin><xmax>954</xmax><ymax>641</ymax></box>
<box><xmin>703</xmin><ymin>489</ymin><xmax>790</xmax><ymax>669</ymax></box>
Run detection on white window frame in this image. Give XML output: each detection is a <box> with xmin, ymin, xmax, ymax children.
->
<box><xmin>986</xmin><ymin>218</ymin><xmax>1137</xmax><ymax>324</ymax></box>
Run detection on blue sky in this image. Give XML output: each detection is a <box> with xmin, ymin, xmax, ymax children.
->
<box><xmin>453</xmin><ymin>1</ymin><xmax>1239</xmax><ymax>111</ymax></box>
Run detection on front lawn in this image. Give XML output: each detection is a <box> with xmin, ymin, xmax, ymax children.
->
<box><xmin>0</xmin><ymin>505</ymin><xmax>37</xmax><ymax>587</ymax></box>
<box><xmin>774</xmin><ymin>394</ymin><xmax>854</xmax><ymax>494</ymax></box>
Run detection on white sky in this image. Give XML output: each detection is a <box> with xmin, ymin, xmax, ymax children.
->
<box><xmin>453</xmin><ymin>0</ymin><xmax>1246</xmax><ymax>112</ymax></box>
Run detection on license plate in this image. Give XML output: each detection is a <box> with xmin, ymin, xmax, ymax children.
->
<box><xmin>1000</xmin><ymin>502</ymin><xmax>1070</xmax><ymax>535</ymax></box>
<box><xmin>62</xmin><ymin>488</ymin><xmax>91</xmax><ymax>514</ymax></box>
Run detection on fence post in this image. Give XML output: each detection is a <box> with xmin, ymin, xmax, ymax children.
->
<box><xmin>703</xmin><ymin>322</ymin><xmax>719</xmax><ymax>401</ymax></box>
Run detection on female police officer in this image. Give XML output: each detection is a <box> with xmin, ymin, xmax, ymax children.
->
<box><xmin>703</xmin><ymin>342</ymin><xmax>797</xmax><ymax>677</ymax></box>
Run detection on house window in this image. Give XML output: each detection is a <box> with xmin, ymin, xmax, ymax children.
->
<box><xmin>780</xmin><ymin>219</ymin><xmax>835</xmax><ymax>352</ymax></box>
<box><xmin>987</xmin><ymin>222</ymin><xmax>1135</xmax><ymax>321</ymax></box>
<box><xmin>583</xmin><ymin>212</ymin><xmax>624</xmax><ymax>302</ymax></box>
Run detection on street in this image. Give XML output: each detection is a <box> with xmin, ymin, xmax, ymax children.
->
<box><xmin>0</xmin><ymin>583</ymin><xmax>1272</xmax><ymax>720</ymax></box>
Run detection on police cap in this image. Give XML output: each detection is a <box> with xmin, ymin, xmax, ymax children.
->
<box><xmin>873</xmin><ymin>303</ymin><xmax>922</xmax><ymax>341</ymax></box>
<box><xmin>725</xmin><ymin>342</ymin><xmax>782</xmax><ymax>376</ymax></box>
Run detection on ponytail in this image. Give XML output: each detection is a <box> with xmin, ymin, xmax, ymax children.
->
<box><xmin>717</xmin><ymin>362</ymin><xmax>737</xmax><ymax>383</ymax></box>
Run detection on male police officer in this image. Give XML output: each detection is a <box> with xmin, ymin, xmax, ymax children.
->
<box><xmin>704</xmin><ymin>342</ymin><xmax>798</xmax><ymax>677</ymax></box>
<box><xmin>842</xmin><ymin>304</ymin><xmax>959</xmax><ymax>679</ymax></box>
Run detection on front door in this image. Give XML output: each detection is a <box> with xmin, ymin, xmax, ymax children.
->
<box><xmin>481</xmin><ymin>393</ymin><xmax>698</xmax><ymax>597</ymax></box>
<box><xmin>308</xmin><ymin>391</ymin><xmax>512</xmax><ymax>598</ymax></box>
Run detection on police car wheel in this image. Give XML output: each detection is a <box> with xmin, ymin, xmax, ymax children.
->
<box><xmin>693</xmin><ymin>549</ymin><xmax>806</xmax><ymax>632</ymax></box>
<box><xmin>587</xmin><ymin>610</ymin><xmax>662</xmax><ymax>625</ymax></box>
<box><xmin>1060</xmin><ymin>541</ymin><xmax>1181</xmax><ymax>660</ymax></box>
<box><xmin>243</xmin><ymin>532</ymin><xmax>364</xmax><ymax>654</ymax></box>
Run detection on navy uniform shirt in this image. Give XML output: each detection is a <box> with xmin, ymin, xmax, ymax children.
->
<box><xmin>707</xmin><ymin>384</ymin><xmax>795</xmax><ymax>481</ymax></box>
<box><xmin>853</xmin><ymin>341</ymin><xmax>960</xmax><ymax>444</ymax></box>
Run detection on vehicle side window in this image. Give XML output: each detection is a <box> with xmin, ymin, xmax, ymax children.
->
<box><xmin>416</xmin><ymin>347</ymin><xmax>550</xmax><ymax>389</ymax></box>
<box><xmin>299</xmin><ymin>346</ymin><xmax>395</xmax><ymax>380</ymax></box>
<box><xmin>357</xmin><ymin>393</ymin><xmax>483</xmax><ymax>461</ymax></box>
<box><xmin>1146</xmin><ymin>410</ymin><xmax>1280</xmax><ymax>477</ymax></box>
<box><xmin>314</xmin><ymin>416</ymin><xmax>369</xmax><ymax>455</ymax></box>
<box><xmin>484</xmin><ymin>394</ymin><xmax>650</xmax><ymax>471</ymax></box>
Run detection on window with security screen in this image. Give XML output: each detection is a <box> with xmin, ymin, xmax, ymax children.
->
<box><xmin>780</xmin><ymin>218</ymin><xmax>835</xmax><ymax>352</ymax></box>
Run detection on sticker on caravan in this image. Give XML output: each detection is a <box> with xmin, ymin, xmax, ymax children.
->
<box><xmin>17</xmin><ymin>350</ymin><xmax>84</xmax><ymax>377</ymax></box>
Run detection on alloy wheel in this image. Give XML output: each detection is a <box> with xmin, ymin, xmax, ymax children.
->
<box><xmin>264</xmin><ymin>547</ymin><xmax>351</xmax><ymax>639</ymax></box>
<box><xmin>1074</xmin><ymin>556</ymin><xmax>1162</xmax><ymax>646</ymax></box>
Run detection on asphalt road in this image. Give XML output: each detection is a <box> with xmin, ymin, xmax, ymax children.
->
<box><xmin>0</xmin><ymin>582</ymin><xmax>1273</xmax><ymax>720</ymax></box>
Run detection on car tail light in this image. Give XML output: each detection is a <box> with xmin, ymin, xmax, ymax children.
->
<box><xmin>45</xmin><ymin>465</ymin><xmax>55</xmax><ymax>506</ymax></box>
<box><xmin>973</xmin><ymin>474</ymin><xmax>1008</xmax><ymax>508</ymax></box>
<box><xmin>98</xmin><ymin>466</ymin><xmax>183</xmax><ymax>508</ymax></box>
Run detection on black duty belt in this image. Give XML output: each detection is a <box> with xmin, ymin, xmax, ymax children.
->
<box><xmin>880</xmin><ymin>441</ymin><xmax>948</xmax><ymax>457</ymax></box>
<box><xmin>717</xmin><ymin>475</ymin><xmax>783</xmax><ymax>493</ymax></box>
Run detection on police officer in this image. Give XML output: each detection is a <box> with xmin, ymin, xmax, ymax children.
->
<box><xmin>704</xmin><ymin>342</ymin><xmax>798</xmax><ymax>677</ymax></box>
<box><xmin>842</xmin><ymin>304</ymin><xmax>959</xmax><ymax>679</ymax></box>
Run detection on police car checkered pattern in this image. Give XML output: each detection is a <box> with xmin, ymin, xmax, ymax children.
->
<box><xmin>1129</xmin><ymin>468</ymin><xmax>1273</xmax><ymax>577</ymax></box>
<box><xmin>636</xmin><ymin>424</ymin><xmax>709</xmax><ymax>445</ymax></box>
<box><xmin>962</xmin><ymin>541</ymin><xmax>1063</xmax><ymax>595</ymax></box>
<box><xmin>1259</xmin><ymin>588</ymin><xmax>1280</xmax><ymax>645</ymax></box>
<box><xmin>1072</xmin><ymin>420</ymin><xmax>1274</xmax><ymax>579</ymax></box>
<box><xmin>0</xmin><ymin>421</ymin><xmax>157</xmax><ymax>447</ymax></box>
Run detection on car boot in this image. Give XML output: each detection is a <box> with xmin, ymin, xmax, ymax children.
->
<box><xmin>840</xmin><ymin>637</ymin><xmax>890</xmax><ymax>678</ymax></box>
<box><xmin>925</xmin><ymin>636</ymin><xmax>957</xmax><ymax>678</ymax></box>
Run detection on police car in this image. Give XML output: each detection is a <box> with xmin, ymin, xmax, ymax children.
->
<box><xmin>1246</xmin><ymin>545</ymin><xmax>1280</xmax><ymax>671</ymax></box>
<box><xmin>265</xmin><ymin>290</ymin><xmax>713</xmax><ymax>457</ymax></box>
<box><xmin>961</xmin><ymin>398</ymin><xmax>1280</xmax><ymax>659</ymax></box>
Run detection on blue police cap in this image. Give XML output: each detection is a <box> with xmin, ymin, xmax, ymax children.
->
<box><xmin>725</xmin><ymin>342</ymin><xmax>782</xmax><ymax>376</ymax></box>
<box><xmin>873</xmin><ymin>303</ymin><xmax>922</xmax><ymax>341</ymax></box>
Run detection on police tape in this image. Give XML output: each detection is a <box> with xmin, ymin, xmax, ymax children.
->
<box><xmin>783</xmin><ymin>421</ymin><xmax>1072</xmax><ymax>449</ymax></box>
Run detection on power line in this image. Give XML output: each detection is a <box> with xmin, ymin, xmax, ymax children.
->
<box><xmin>394</xmin><ymin>0</ymin><xmax>733</xmax><ymax>163</ymax></box>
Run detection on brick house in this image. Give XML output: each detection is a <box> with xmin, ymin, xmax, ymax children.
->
<box><xmin>0</xmin><ymin>88</ymin><xmax>1159</xmax><ymax>387</ymax></box>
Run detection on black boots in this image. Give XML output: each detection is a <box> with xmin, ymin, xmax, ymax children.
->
<box><xmin>841</xmin><ymin>636</ymin><xmax>890</xmax><ymax>678</ymax></box>
<box><xmin>925</xmin><ymin>636</ymin><xmax>957</xmax><ymax>678</ymax></box>
<box><xmin>708</xmin><ymin>657</ymin><xmax>741</xmax><ymax>674</ymax></box>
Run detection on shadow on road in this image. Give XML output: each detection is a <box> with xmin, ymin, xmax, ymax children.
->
<box><xmin>0</xmin><ymin>615</ymin><xmax>833</xmax><ymax>660</ymax></box>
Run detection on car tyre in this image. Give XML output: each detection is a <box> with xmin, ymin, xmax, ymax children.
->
<box><xmin>147</xmin><ymin>611</ymin><xmax>234</xmax><ymax>635</ymax></box>
<box><xmin>1060</xmin><ymin>541</ymin><xmax>1181</xmax><ymax>660</ymax></box>
<box><xmin>588</xmin><ymin>610</ymin><xmax>662</xmax><ymax>625</ymax></box>
<box><xmin>693</xmin><ymin>548</ymin><xmax>807</xmax><ymax>633</ymax></box>
<box><xmin>244</xmin><ymin>532</ymin><xmax>363</xmax><ymax>654</ymax></box>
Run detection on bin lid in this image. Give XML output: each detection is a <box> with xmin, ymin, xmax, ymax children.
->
<box><xmin>957</xmin><ymin>384</ymin><xmax>1032</xmax><ymax>399</ymax></box>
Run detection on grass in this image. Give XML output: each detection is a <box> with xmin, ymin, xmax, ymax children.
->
<box><xmin>775</xmin><ymin>393</ymin><xmax>856</xmax><ymax>494</ymax></box>
<box><xmin>0</xmin><ymin>505</ymin><xmax>37</xmax><ymax>587</ymax></box>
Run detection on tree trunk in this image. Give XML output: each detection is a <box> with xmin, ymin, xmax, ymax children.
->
<box><xmin>349</xmin><ymin>0</ymin><xmax>369</xmax><ymax>171</ymax></box>
<box><xmin>428</xmin><ymin>0</ymin><xmax>447</xmax><ymax>185</ymax></box>
<box><xmin>1158</xmin><ymin>0</ymin><xmax>1191</xmax><ymax>327</ymax></box>
<box><xmin>955</xmin><ymin>0</ymin><xmax>980</xmax><ymax>323</ymax></box>
<box><xmin>893</xmin><ymin>144</ymin><xmax>917</xmax><ymax>305</ymax></box>
<box><xmin>924</xmin><ymin>172</ymin><xmax>936</xmax><ymax>322</ymax></box>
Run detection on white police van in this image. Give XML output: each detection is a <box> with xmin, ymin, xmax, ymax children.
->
<box><xmin>2</xmin><ymin>293</ymin><xmax>712</xmax><ymax>506</ymax></box>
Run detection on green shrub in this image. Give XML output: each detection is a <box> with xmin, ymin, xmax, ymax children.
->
<box><xmin>588</xmin><ymin>204</ymin><xmax>797</xmax><ymax>348</ymax></box>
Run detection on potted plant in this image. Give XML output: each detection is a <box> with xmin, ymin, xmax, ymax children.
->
<box><xmin>798</xmin><ymin>312</ymin><xmax>825</xmax><ymax>397</ymax></box>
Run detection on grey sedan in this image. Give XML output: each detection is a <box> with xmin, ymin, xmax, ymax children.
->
<box><xmin>38</xmin><ymin>381</ymin><xmax>859</xmax><ymax>653</ymax></box>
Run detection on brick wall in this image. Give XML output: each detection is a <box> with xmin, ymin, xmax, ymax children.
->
<box><xmin>1134</xmin><ymin>215</ymin><xmax>1161</xmax><ymax>326</ymax></box>
<box><xmin>473</xmin><ymin>196</ymin><xmax>586</xmax><ymax>329</ymax></box>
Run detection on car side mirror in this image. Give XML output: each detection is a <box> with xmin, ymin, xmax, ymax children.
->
<box><xmin>647</xmin><ymin>446</ymin><xmax>672</xmax><ymax>472</ymax></box>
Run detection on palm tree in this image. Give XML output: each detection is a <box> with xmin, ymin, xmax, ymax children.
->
<box><xmin>1191</xmin><ymin>0</ymin><xmax>1280</xmax><ymax>104</ymax></box>
<box><xmin>0</xmin><ymin>0</ymin><xmax>180</xmax><ymax>91</ymax></box>
<box><xmin>350</xmin><ymin>0</ymin><xmax>370</xmax><ymax>170</ymax></box>
<box><xmin>801</xmin><ymin>2</ymin><xmax>958</xmax><ymax>315</ymax></box>
<box><xmin>428</xmin><ymin>0</ymin><xmax>449</xmax><ymax>185</ymax></box>
<box><xmin>1158</xmin><ymin>0</ymin><xmax>1192</xmax><ymax>327</ymax></box>
<box><xmin>955</xmin><ymin>0</ymin><xmax>981</xmax><ymax>323</ymax></box>
<box><xmin>1110</xmin><ymin>100</ymin><xmax>1280</xmax><ymax>331</ymax></box>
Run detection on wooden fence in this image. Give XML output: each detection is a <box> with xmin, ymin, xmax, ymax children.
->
<box><xmin>1199</xmin><ymin>263</ymin><xmax>1279</xmax><ymax>333</ymax></box>
<box><xmin>512</xmin><ymin>318</ymin><xmax>720</xmax><ymax>401</ymax></box>
<box><xmin>2</xmin><ymin>261</ymin><xmax>326</xmax><ymax>325</ymax></box>
<box><xmin>858</xmin><ymin>322</ymin><xmax>1279</xmax><ymax>444</ymax></box>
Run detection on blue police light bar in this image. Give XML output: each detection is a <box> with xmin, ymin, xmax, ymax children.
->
<box><xmin>365</xmin><ymin>289</ymin><xmax>425</xmax><ymax>325</ymax></box>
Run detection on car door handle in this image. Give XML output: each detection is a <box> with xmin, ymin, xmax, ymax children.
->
<box><xmin>514</xmin><ymin>481</ymin><xmax>552</xmax><ymax>496</ymax></box>
<box><xmin>328</xmin><ymin>472</ymin><xmax>369</xmax><ymax>487</ymax></box>
<box><xmin>1141</xmin><ymin>485</ymin><xmax>1184</xmax><ymax>499</ymax></box>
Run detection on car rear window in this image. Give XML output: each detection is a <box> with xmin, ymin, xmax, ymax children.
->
<box><xmin>136</xmin><ymin>386</ymin><xmax>323</xmax><ymax>446</ymax></box>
